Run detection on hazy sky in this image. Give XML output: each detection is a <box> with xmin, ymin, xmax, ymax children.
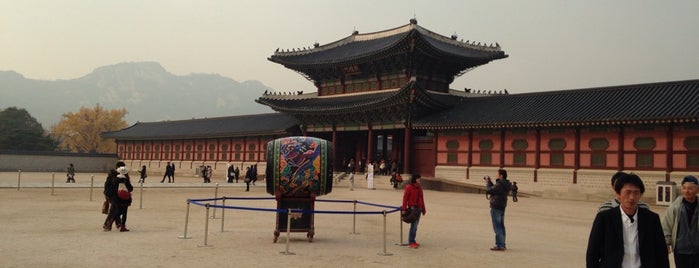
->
<box><xmin>1</xmin><ymin>0</ymin><xmax>698</xmax><ymax>94</ymax></box>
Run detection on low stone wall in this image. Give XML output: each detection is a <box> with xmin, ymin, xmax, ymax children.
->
<box><xmin>433</xmin><ymin>165</ymin><xmax>691</xmax><ymax>204</ymax></box>
<box><xmin>0</xmin><ymin>151</ymin><xmax>117</xmax><ymax>172</ymax></box>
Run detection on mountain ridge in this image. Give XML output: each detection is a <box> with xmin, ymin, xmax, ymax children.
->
<box><xmin>0</xmin><ymin>62</ymin><xmax>275</xmax><ymax>129</ymax></box>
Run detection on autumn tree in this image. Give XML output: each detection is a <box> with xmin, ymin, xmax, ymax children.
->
<box><xmin>0</xmin><ymin>107</ymin><xmax>58</xmax><ymax>151</ymax></box>
<box><xmin>51</xmin><ymin>104</ymin><xmax>127</xmax><ymax>153</ymax></box>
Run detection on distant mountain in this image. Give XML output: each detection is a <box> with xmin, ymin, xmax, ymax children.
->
<box><xmin>0</xmin><ymin>62</ymin><xmax>275</xmax><ymax>128</ymax></box>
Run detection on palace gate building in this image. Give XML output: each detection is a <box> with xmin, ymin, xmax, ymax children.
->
<box><xmin>103</xmin><ymin>19</ymin><xmax>699</xmax><ymax>200</ymax></box>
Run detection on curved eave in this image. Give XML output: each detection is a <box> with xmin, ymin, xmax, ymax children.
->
<box><xmin>256</xmin><ymin>89</ymin><xmax>407</xmax><ymax>115</ymax></box>
<box><xmin>269</xmin><ymin>23</ymin><xmax>507</xmax><ymax>70</ymax></box>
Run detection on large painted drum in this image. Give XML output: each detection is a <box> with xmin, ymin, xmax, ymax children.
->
<box><xmin>265</xmin><ymin>136</ymin><xmax>333</xmax><ymax>197</ymax></box>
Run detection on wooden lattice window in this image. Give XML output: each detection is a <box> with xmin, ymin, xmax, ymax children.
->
<box><xmin>590</xmin><ymin>138</ymin><xmax>609</xmax><ymax>167</ymax></box>
<box><xmin>512</xmin><ymin>139</ymin><xmax>528</xmax><ymax>165</ymax></box>
<box><xmin>446</xmin><ymin>140</ymin><xmax>459</xmax><ymax>164</ymax></box>
<box><xmin>479</xmin><ymin>139</ymin><xmax>493</xmax><ymax>165</ymax></box>
<box><xmin>686</xmin><ymin>136</ymin><xmax>699</xmax><ymax>168</ymax></box>
<box><xmin>634</xmin><ymin>137</ymin><xmax>655</xmax><ymax>168</ymax></box>
<box><xmin>549</xmin><ymin>139</ymin><xmax>566</xmax><ymax>166</ymax></box>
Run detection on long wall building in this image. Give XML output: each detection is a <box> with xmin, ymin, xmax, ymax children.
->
<box><xmin>103</xmin><ymin>19</ymin><xmax>699</xmax><ymax>201</ymax></box>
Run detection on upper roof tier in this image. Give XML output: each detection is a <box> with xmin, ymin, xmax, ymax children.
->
<box><xmin>268</xmin><ymin>19</ymin><xmax>508</xmax><ymax>73</ymax></box>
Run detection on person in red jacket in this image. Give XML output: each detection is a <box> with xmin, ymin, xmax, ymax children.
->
<box><xmin>402</xmin><ymin>174</ymin><xmax>427</xmax><ymax>248</ymax></box>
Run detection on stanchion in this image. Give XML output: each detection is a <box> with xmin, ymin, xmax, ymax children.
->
<box><xmin>378</xmin><ymin>210</ymin><xmax>393</xmax><ymax>256</ymax></box>
<box><xmin>198</xmin><ymin>203</ymin><xmax>212</xmax><ymax>247</ymax></box>
<box><xmin>51</xmin><ymin>172</ymin><xmax>55</xmax><ymax>196</ymax></box>
<box><xmin>89</xmin><ymin>175</ymin><xmax>94</xmax><ymax>201</ymax></box>
<box><xmin>396</xmin><ymin>214</ymin><xmax>408</xmax><ymax>246</ymax></box>
<box><xmin>350</xmin><ymin>200</ymin><xmax>359</xmax><ymax>234</ymax></box>
<box><xmin>212</xmin><ymin>183</ymin><xmax>219</xmax><ymax>219</ymax></box>
<box><xmin>178</xmin><ymin>200</ymin><xmax>192</xmax><ymax>239</ymax></box>
<box><xmin>280</xmin><ymin>208</ymin><xmax>295</xmax><ymax>255</ymax></box>
<box><xmin>220</xmin><ymin>198</ymin><xmax>226</xmax><ymax>232</ymax></box>
<box><xmin>17</xmin><ymin>169</ymin><xmax>21</xmax><ymax>191</ymax></box>
<box><xmin>139</xmin><ymin>181</ymin><xmax>144</xmax><ymax>209</ymax></box>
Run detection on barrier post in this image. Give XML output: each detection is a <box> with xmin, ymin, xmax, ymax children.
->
<box><xmin>139</xmin><ymin>181</ymin><xmax>144</xmax><ymax>209</ymax></box>
<box><xmin>51</xmin><ymin>172</ymin><xmax>55</xmax><ymax>196</ymax></box>
<box><xmin>350</xmin><ymin>200</ymin><xmax>359</xmax><ymax>234</ymax></box>
<box><xmin>198</xmin><ymin>203</ymin><xmax>212</xmax><ymax>247</ymax></box>
<box><xmin>89</xmin><ymin>175</ymin><xmax>94</xmax><ymax>201</ymax></box>
<box><xmin>280</xmin><ymin>208</ymin><xmax>295</xmax><ymax>255</ymax></box>
<box><xmin>220</xmin><ymin>197</ymin><xmax>226</xmax><ymax>232</ymax></box>
<box><xmin>378</xmin><ymin>210</ymin><xmax>393</xmax><ymax>256</ymax></box>
<box><xmin>178</xmin><ymin>200</ymin><xmax>192</xmax><ymax>239</ymax></box>
<box><xmin>396</xmin><ymin>213</ymin><xmax>407</xmax><ymax>246</ymax></box>
<box><xmin>17</xmin><ymin>169</ymin><xmax>21</xmax><ymax>190</ymax></box>
<box><xmin>212</xmin><ymin>183</ymin><xmax>219</xmax><ymax>219</ymax></box>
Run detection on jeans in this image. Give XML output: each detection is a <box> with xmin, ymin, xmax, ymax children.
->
<box><xmin>490</xmin><ymin>208</ymin><xmax>506</xmax><ymax>248</ymax></box>
<box><xmin>408</xmin><ymin>208</ymin><xmax>422</xmax><ymax>244</ymax></box>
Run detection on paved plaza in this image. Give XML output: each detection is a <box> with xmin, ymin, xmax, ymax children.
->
<box><xmin>0</xmin><ymin>172</ymin><xmax>676</xmax><ymax>268</ymax></box>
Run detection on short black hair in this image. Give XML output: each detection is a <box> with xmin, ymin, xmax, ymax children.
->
<box><xmin>498</xmin><ymin>169</ymin><xmax>507</xmax><ymax>179</ymax></box>
<box><xmin>613</xmin><ymin>173</ymin><xmax>645</xmax><ymax>194</ymax></box>
<box><xmin>611</xmin><ymin>171</ymin><xmax>627</xmax><ymax>186</ymax></box>
<box><xmin>116</xmin><ymin>161</ymin><xmax>126</xmax><ymax>168</ymax></box>
<box><xmin>410</xmin><ymin>174</ymin><xmax>421</xmax><ymax>184</ymax></box>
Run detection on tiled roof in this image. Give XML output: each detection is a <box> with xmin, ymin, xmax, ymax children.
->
<box><xmin>268</xmin><ymin>21</ymin><xmax>506</xmax><ymax>68</ymax></box>
<box><xmin>414</xmin><ymin>79</ymin><xmax>699</xmax><ymax>129</ymax></box>
<box><xmin>255</xmin><ymin>82</ymin><xmax>464</xmax><ymax>115</ymax></box>
<box><xmin>101</xmin><ymin>113</ymin><xmax>299</xmax><ymax>140</ymax></box>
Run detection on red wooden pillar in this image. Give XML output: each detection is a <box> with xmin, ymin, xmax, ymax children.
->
<box><xmin>534</xmin><ymin>128</ymin><xmax>541</xmax><ymax>182</ymax></box>
<box><xmin>666</xmin><ymin>125</ymin><xmax>673</xmax><ymax>181</ymax></box>
<box><xmin>499</xmin><ymin>129</ymin><xmax>506</xmax><ymax>168</ymax></box>
<box><xmin>367</xmin><ymin>124</ymin><xmax>373</xmax><ymax>164</ymax></box>
<box><xmin>403</xmin><ymin>127</ymin><xmax>411</xmax><ymax>174</ymax></box>
<box><xmin>618</xmin><ymin>126</ymin><xmax>625</xmax><ymax>171</ymax></box>
<box><xmin>332</xmin><ymin>126</ymin><xmax>337</xmax><ymax>170</ymax></box>
<box><xmin>467</xmin><ymin>129</ymin><xmax>473</xmax><ymax>180</ymax></box>
<box><xmin>574</xmin><ymin>127</ymin><xmax>581</xmax><ymax>184</ymax></box>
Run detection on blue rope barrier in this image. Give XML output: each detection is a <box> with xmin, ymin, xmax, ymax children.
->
<box><xmin>187</xmin><ymin>196</ymin><xmax>401</xmax><ymax>215</ymax></box>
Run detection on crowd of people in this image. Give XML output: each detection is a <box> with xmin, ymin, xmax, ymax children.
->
<box><xmin>94</xmin><ymin>158</ymin><xmax>698</xmax><ymax>267</ymax></box>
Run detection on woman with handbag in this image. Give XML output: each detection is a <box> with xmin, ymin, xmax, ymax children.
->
<box><xmin>402</xmin><ymin>174</ymin><xmax>426</xmax><ymax>249</ymax></box>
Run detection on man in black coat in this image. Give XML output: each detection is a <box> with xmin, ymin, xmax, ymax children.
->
<box><xmin>586</xmin><ymin>173</ymin><xmax>669</xmax><ymax>268</ymax></box>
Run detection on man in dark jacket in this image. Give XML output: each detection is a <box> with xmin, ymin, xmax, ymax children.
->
<box><xmin>586</xmin><ymin>173</ymin><xmax>669</xmax><ymax>268</ymax></box>
<box><xmin>485</xmin><ymin>169</ymin><xmax>512</xmax><ymax>251</ymax></box>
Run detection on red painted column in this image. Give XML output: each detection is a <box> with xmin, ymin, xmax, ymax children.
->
<box><xmin>367</xmin><ymin>124</ymin><xmax>373</xmax><ymax>164</ymax></box>
<box><xmin>332</xmin><ymin>126</ymin><xmax>337</xmax><ymax>170</ymax></box>
<box><xmin>534</xmin><ymin>128</ymin><xmax>541</xmax><ymax>182</ymax></box>
<box><xmin>618</xmin><ymin>126</ymin><xmax>625</xmax><ymax>171</ymax></box>
<box><xmin>574</xmin><ymin>127</ymin><xmax>581</xmax><ymax>184</ymax></box>
<box><xmin>666</xmin><ymin>125</ymin><xmax>673</xmax><ymax>181</ymax></box>
<box><xmin>403</xmin><ymin>127</ymin><xmax>411</xmax><ymax>174</ymax></box>
<box><xmin>499</xmin><ymin>129</ymin><xmax>506</xmax><ymax>168</ymax></box>
<box><xmin>467</xmin><ymin>129</ymin><xmax>473</xmax><ymax>180</ymax></box>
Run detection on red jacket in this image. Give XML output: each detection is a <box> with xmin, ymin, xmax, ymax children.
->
<box><xmin>402</xmin><ymin>183</ymin><xmax>426</xmax><ymax>214</ymax></box>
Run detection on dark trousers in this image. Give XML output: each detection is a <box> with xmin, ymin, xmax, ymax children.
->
<box><xmin>119</xmin><ymin>205</ymin><xmax>129</xmax><ymax>226</ymax></box>
<box><xmin>512</xmin><ymin>192</ymin><xmax>518</xmax><ymax>202</ymax></box>
<box><xmin>105</xmin><ymin>200</ymin><xmax>122</xmax><ymax>226</ymax></box>
<box><xmin>675</xmin><ymin>253</ymin><xmax>699</xmax><ymax>268</ymax></box>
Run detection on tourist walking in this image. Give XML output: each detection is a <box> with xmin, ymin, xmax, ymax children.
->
<box><xmin>66</xmin><ymin>163</ymin><xmax>76</xmax><ymax>183</ymax></box>
<box><xmin>138</xmin><ymin>165</ymin><xmax>147</xmax><ymax>183</ymax></box>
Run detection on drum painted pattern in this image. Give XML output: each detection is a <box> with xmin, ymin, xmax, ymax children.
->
<box><xmin>266</xmin><ymin>136</ymin><xmax>333</xmax><ymax>197</ymax></box>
